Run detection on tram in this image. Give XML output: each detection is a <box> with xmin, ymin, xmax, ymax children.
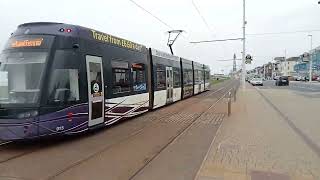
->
<box><xmin>0</xmin><ymin>22</ymin><xmax>210</xmax><ymax>140</ymax></box>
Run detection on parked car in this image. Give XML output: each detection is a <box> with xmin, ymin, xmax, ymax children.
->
<box><xmin>312</xmin><ymin>75</ymin><xmax>319</xmax><ymax>81</ymax></box>
<box><xmin>275</xmin><ymin>76</ymin><xmax>289</xmax><ymax>86</ymax></box>
<box><xmin>296</xmin><ymin>76</ymin><xmax>303</xmax><ymax>81</ymax></box>
<box><xmin>274</xmin><ymin>76</ymin><xmax>280</xmax><ymax>80</ymax></box>
<box><xmin>250</xmin><ymin>78</ymin><xmax>263</xmax><ymax>86</ymax></box>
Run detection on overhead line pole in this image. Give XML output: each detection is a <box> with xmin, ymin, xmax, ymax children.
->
<box><xmin>308</xmin><ymin>35</ymin><xmax>313</xmax><ymax>82</ymax></box>
<box><xmin>242</xmin><ymin>0</ymin><xmax>246</xmax><ymax>89</ymax></box>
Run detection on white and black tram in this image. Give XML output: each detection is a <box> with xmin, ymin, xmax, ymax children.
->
<box><xmin>0</xmin><ymin>22</ymin><xmax>210</xmax><ymax>140</ymax></box>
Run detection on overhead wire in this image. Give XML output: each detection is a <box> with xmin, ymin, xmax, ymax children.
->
<box><xmin>128</xmin><ymin>0</ymin><xmax>192</xmax><ymax>43</ymax></box>
<box><xmin>191</xmin><ymin>0</ymin><xmax>232</xmax><ymax>65</ymax></box>
<box><xmin>128</xmin><ymin>0</ymin><xmax>174</xmax><ymax>29</ymax></box>
<box><xmin>247</xmin><ymin>29</ymin><xmax>320</xmax><ymax>36</ymax></box>
<box><xmin>191</xmin><ymin>0</ymin><xmax>214</xmax><ymax>36</ymax></box>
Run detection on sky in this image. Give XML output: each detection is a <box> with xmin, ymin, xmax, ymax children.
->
<box><xmin>1</xmin><ymin>0</ymin><xmax>320</xmax><ymax>74</ymax></box>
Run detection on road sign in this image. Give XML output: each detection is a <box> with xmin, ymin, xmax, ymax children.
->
<box><xmin>301</xmin><ymin>52</ymin><xmax>310</xmax><ymax>62</ymax></box>
<box><xmin>245</xmin><ymin>54</ymin><xmax>252</xmax><ymax>64</ymax></box>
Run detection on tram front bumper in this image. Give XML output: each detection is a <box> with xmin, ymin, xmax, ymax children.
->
<box><xmin>0</xmin><ymin>123</ymin><xmax>38</xmax><ymax>141</ymax></box>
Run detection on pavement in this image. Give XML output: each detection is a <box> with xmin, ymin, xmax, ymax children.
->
<box><xmin>196</xmin><ymin>82</ymin><xmax>320</xmax><ymax>180</ymax></box>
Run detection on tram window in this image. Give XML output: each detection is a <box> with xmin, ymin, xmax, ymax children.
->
<box><xmin>183</xmin><ymin>70</ymin><xmax>193</xmax><ymax>86</ymax></box>
<box><xmin>197</xmin><ymin>70</ymin><xmax>203</xmax><ymax>84</ymax></box>
<box><xmin>205</xmin><ymin>71</ymin><xmax>210</xmax><ymax>81</ymax></box>
<box><xmin>47</xmin><ymin>50</ymin><xmax>80</xmax><ymax>104</ymax></box>
<box><xmin>132</xmin><ymin>63</ymin><xmax>146</xmax><ymax>92</ymax></box>
<box><xmin>112</xmin><ymin>68</ymin><xmax>130</xmax><ymax>94</ymax></box>
<box><xmin>199</xmin><ymin>70</ymin><xmax>204</xmax><ymax>83</ymax></box>
<box><xmin>194</xmin><ymin>70</ymin><xmax>199</xmax><ymax>84</ymax></box>
<box><xmin>156</xmin><ymin>65</ymin><xmax>166</xmax><ymax>90</ymax></box>
<box><xmin>0</xmin><ymin>52</ymin><xmax>48</xmax><ymax>104</ymax></box>
<box><xmin>173</xmin><ymin>68</ymin><xmax>181</xmax><ymax>88</ymax></box>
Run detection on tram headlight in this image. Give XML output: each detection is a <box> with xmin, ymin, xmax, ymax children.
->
<box><xmin>17</xmin><ymin>110</ymin><xmax>38</xmax><ymax>119</ymax></box>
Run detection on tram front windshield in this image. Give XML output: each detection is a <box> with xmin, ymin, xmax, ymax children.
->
<box><xmin>0</xmin><ymin>51</ymin><xmax>48</xmax><ymax>104</ymax></box>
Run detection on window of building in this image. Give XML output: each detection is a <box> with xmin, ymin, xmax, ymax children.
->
<box><xmin>156</xmin><ymin>65</ymin><xmax>166</xmax><ymax>90</ymax></box>
<box><xmin>112</xmin><ymin>60</ymin><xmax>130</xmax><ymax>94</ymax></box>
<box><xmin>132</xmin><ymin>63</ymin><xmax>146</xmax><ymax>92</ymax></box>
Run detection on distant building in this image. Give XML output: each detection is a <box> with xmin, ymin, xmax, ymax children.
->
<box><xmin>285</xmin><ymin>57</ymin><xmax>299</xmax><ymax>76</ymax></box>
<box><xmin>274</xmin><ymin>56</ymin><xmax>298</xmax><ymax>76</ymax></box>
<box><xmin>263</xmin><ymin>62</ymin><xmax>273</xmax><ymax>79</ymax></box>
<box><xmin>294</xmin><ymin>46</ymin><xmax>320</xmax><ymax>78</ymax></box>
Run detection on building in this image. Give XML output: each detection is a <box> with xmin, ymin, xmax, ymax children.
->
<box><xmin>263</xmin><ymin>62</ymin><xmax>273</xmax><ymax>79</ymax></box>
<box><xmin>285</xmin><ymin>57</ymin><xmax>299</xmax><ymax>76</ymax></box>
<box><xmin>274</xmin><ymin>56</ymin><xmax>298</xmax><ymax>76</ymax></box>
<box><xmin>294</xmin><ymin>46</ymin><xmax>320</xmax><ymax>78</ymax></box>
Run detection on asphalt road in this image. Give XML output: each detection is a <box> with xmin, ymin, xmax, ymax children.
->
<box><xmin>256</xmin><ymin>80</ymin><xmax>320</xmax><ymax>178</ymax></box>
<box><xmin>254</xmin><ymin>80</ymin><xmax>320</xmax><ymax>97</ymax></box>
<box><xmin>197</xmin><ymin>81</ymin><xmax>320</xmax><ymax>179</ymax></box>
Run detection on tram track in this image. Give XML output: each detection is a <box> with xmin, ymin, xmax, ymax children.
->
<box><xmin>0</xmin><ymin>83</ymin><xmax>227</xmax><ymax>166</ymax></box>
<box><xmin>0</xmin><ymin>80</ymin><xmax>237</xmax><ymax>180</ymax></box>
<box><xmin>46</xmin><ymin>80</ymin><xmax>238</xmax><ymax>180</ymax></box>
<box><xmin>128</xmin><ymin>87</ymin><xmax>234</xmax><ymax>180</ymax></box>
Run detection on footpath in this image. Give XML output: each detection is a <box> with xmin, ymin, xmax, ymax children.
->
<box><xmin>195</xmin><ymin>84</ymin><xmax>320</xmax><ymax>180</ymax></box>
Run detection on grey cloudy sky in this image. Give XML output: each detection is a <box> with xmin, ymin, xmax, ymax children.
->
<box><xmin>1</xmin><ymin>0</ymin><xmax>320</xmax><ymax>73</ymax></box>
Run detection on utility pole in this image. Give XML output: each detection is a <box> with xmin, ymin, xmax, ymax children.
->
<box><xmin>241</xmin><ymin>0</ymin><xmax>246</xmax><ymax>89</ymax></box>
<box><xmin>233</xmin><ymin>53</ymin><xmax>237</xmax><ymax>72</ymax></box>
<box><xmin>263</xmin><ymin>64</ymin><xmax>266</xmax><ymax>79</ymax></box>
<box><xmin>308</xmin><ymin>35</ymin><xmax>313</xmax><ymax>82</ymax></box>
<box><xmin>284</xmin><ymin>49</ymin><xmax>287</xmax><ymax>76</ymax></box>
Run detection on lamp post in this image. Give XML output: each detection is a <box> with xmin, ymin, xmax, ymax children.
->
<box><xmin>284</xmin><ymin>49</ymin><xmax>287</xmax><ymax>76</ymax></box>
<box><xmin>241</xmin><ymin>0</ymin><xmax>246</xmax><ymax>89</ymax></box>
<box><xmin>308</xmin><ymin>35</ymin><xmax>313</xmax><ymax>82</ymax></box>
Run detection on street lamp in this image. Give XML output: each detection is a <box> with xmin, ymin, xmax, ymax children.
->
<box><xmin>241</xmin><ymin>0</ymin><xmax>246</xmax><ymax>89</ymax></box>
<box><xmin>308</xmin><ymin>35</ymin><xmax>313</xmax><ymax>82</ymax></box>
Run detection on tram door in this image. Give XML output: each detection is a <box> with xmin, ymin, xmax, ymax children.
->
<box><xmin>86</xmin><ymin>55</ymin><xmax>105</xmax><ymax>127</ymax></box>
<box><xmin>166</xmin><ymin>67</ymin><xmax>173</xmax><ymax>103</ymax></box>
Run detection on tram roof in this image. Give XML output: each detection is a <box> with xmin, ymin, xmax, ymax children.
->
<box><xmin>14</xmin><ymin>22</ymin><xmax>146</xmax><ymax>52</ymax></box>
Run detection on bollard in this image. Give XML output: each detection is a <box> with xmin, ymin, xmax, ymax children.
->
<box><xmin>228</xmin><ymin>91</ymin><xmax>231</xmax><ymax>116</ymax></box>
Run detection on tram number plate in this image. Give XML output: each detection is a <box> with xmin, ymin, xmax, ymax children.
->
<box><xmin>56</xmin><ymin>126</ymin><xmax>65</xmax><ymax>131</ymax></box>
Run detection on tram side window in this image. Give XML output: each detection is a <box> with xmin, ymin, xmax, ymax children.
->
<box><xmin>199</xmin><ymin>70</ymin><xmax>204</xmax><ymax>83</ymax></box>
<box><xmin>183</xmin><ymin>70</ymin><xmax>193</xmax><ymax>86</ymax></box>
<box><xmin>132</xmin><ymin>63</ymin><xmax>146</xmax><ymax>92</ymax></box>
<box><xmin>205</xmin><ymin>71</ymin><xmax>210</xmax><ymax>82</ymax></box>
<box><xmin>194</xmin><ymin>70</ymin><xmax>199</xmax><ymax>84</ymax></box>
<box><xmin>156</xmin><ymin>65</ymin><xmax>166</xmax><ymax>90</ymax></box>
<box><xmin>112</xmin><ymin>60</ymin><xmax>130</xmax><ymax>94</ymax></box>
<box><xmin>47</xmin><ymin>50</ymin><xmax>80</xmax><ymax>104</ymax></box>
<box><xmin>197</xmin><ymin>70</ymin><xmax>203</xmax><ymax>83</ymax></box>
<box><xmin>173</xmin><ymin>68</ymin><xmax>181</xmax><ymax>88</ymax></box>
